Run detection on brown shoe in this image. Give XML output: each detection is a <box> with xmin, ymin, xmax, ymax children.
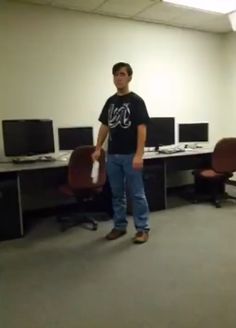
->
<box><xmin>133</xmin><ymin>231</ymin><xmax>149</xmax><ymax>244</ymax></box>
<box><xmin>105</xmin><ymin>228</ymin><xmax>127</xmax><ymax>240</ymax></box>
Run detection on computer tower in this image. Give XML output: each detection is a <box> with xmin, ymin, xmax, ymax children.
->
<box><xmin>127</xmin><ymin>164</ymin><xmax>166</xmax><ymax>213</ymax></box>
<box><xmin>143</xmin><ymin>164</ymin><xmax>166</xmax><ymax>211</ymax></box>
<box><xmin>0</xmin><ymin>174</ymin><xmax>23</xmax><ymax>241</ymax></box>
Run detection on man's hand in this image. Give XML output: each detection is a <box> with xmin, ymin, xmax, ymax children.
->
<box><xmin>91</xmin><ymin>149</ymin><xmax>101</xmax><ymax>162</ymax></box>
<box><xmin>132</xmin><ymin>154</ymin><xmax>143</xmax><ymax>170</ymax></box>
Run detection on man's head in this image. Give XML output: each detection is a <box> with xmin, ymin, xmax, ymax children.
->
<box><xmin>112</xmin><ymin>62</ymin><xmax>133</xmax><ymax>93</ymax></box>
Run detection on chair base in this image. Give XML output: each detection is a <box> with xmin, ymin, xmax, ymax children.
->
<box><xmin>193</xmin><ymin>174</ymin><xmax>234</xmax><ymax>208</ymax></box>
<box><xmin>193</xmin><ymin>192</ymin><xmax>236</xmax><ymax>208</ymax></box>
<box><xmin>57</xmin><ymin>214</ymin><xmax>98</xmax><ymax>232</ymax></box>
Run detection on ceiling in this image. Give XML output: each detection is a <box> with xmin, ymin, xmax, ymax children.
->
<box><xmin>14</xmin><ymin>0</ymin><xmax>233</xmax><ymax>33</ymax></box>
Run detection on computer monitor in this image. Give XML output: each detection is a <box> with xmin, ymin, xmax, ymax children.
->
<box><xmin>178</xmin><ymin>123</ymin><xmax>208</xmax><ymax>143</ymax></box>
<box><xmin>2</xmin><ymin>119</ymin><xmax>55</xmax><ymax>157</ymax></box>
<box><xmin>58</xmin><ymin>127</ymin><xmax>93</xmax><ymax>151</ymax></box>
<box><xmin>146</xmin><ymin>117</ymin><xmax>175</xmax><ymax>148</ymax></box>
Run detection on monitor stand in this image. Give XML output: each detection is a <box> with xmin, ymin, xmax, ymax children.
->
<box><xmin>37</xmin><ymin>155</ymin><xmax>56</xmax><ymax>162</ymax></box>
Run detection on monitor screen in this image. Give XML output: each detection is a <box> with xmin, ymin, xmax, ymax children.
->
<box><xmin>58</xmin><ymin>127</ymin><xmax>93</xmax><ymax>151</ymax></box>
<box><xmin>146</xmin><ymin>117</ymin><xmax>175</xmax><ymax>148</ymax></box>
<box><xmin>178</xmin><ymin>123</ymin><xmax>208</xmax><ymax>142</ymax></box>
<box><xmin>2</xmin><ymin>119</ymin><xmax>55</xmax><ymax>157</ymax></box>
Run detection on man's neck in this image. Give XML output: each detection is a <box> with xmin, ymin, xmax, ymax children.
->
<box><xmin>116</xmin><ymin>87</ymin><xmax>130</xmax><ymax>96</ymax></box>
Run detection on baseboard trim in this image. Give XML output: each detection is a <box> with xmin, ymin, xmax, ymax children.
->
<box><xmin>227</xmin><ymin>180</ymin><xmax>236</xmax><ymax>186</ymax></box>
<box><xmin>167</xmin><ymin>184</ymin><xmax>194</xmax><ymax>193</ymax></box>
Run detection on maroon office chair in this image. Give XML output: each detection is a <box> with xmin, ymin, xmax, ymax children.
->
<box><xmin>57</xmin><ymin>146</ymin><xmax>106</xmax><ymax>231</ymax></box>
<box><xmin>193</xmin><ymin>138</ymin><xmax>236</xmax><ymax>208</ymax></box>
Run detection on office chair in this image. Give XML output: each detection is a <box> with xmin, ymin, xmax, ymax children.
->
<box><xmin>57</xmin><ymin>146</ymin><xmax>106</xmax><ymax>231</ymax></box>
<box><xmin>193</xmin><ymin>138</ymin><xmax>236</xmax><ymax>208</ymax></box>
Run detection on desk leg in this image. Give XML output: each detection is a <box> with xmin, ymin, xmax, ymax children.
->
<box><xmin>17</xmin><ymin>174</ymin><xmax>24</xmax><ymax>236</ymax></box>
<box><xmin>0</xmin><ymin>173</ymin><xmax>24</xmax><ymax>241</ymax></box>
<box><xmin>163</xmin><ymin>162</ymin><xmax>167</xmax><ymax>209</ymax></box>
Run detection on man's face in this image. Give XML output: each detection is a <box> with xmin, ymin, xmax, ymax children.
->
<box><xmin>113</xmin><ymin>67</ymin><xmax>132</xmax><ymax>90</ymax></box>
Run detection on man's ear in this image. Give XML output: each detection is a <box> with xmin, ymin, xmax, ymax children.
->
<box><xmin>128</xmin><ymin>75</ymin><xmax>132</xmax><ymax>82</ymax></box>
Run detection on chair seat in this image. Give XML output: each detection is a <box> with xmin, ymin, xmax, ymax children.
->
<box><xmin>59</xmin><ymin>184</ymin><xmax>103</xmax><ymax>197</ymax></box>
<box><xmin>59</xmin><ymin>184</ymin><xmax>74</xmax><ymax>196</ymax></box>
<box><xmin>199</xmin><ymin>169</ymin><xmax>224</xmax><ymax>178</ymax></box>
<box><xmin>196</xmin><ymin>169</ymin><xmax>232</xmax><ymax>179</ymax></box>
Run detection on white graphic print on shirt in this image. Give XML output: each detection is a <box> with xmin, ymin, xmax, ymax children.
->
<box><xmin>108</xmin><ymin>103</ymin><xmax>131</xmax><ymax>129</ymax></box>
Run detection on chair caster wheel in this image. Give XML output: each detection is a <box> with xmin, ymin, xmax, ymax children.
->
<box><xmin>213</xmin><ymin>199</ymin><xmax>221</xmax><ymax>208</ymax></box>
<box><xmin>60</xmin><ymin>223</ymin><xmax>68</xmax><ymax>232</ymax></box>
<box><xmin>92</xmin><ymin>224</ymin><xmax>98</xmax><ymax>231</ymax></box>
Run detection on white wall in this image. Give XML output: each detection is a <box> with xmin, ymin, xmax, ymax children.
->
<box><xmin>0</xmin><ymin>1</ymin><xmax>226</xmax><ymax>157</ymax></box>
<box><xmin>222</xmin><ymin>33</ymin><xmax>236</xmax><ymax>181</ymax></box>
<box><xmin>223</xmin><ymin>33</ymin><xmax>236</xmax><ymax>136</ymax></box>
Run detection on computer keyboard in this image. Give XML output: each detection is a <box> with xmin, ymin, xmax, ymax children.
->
<box><xmin>12</xmin><ymin>156</ymin><xmax>56</xmax><ymax>164</ymax></box>
<box><xmin>12</xmin><ymin>158</ymin><xmax>38</xmax><ymax>164</ymax></box>
<box><xmin>158</xmin><ymin>147</ymin><xmax>185</xmax><ymax>154</ymax></box>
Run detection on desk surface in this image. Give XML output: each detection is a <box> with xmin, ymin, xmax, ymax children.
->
<box><xmin>0</xmin><ymin>149</ymin><xmax>212</xmax><ymax>173</ymax></box>
<box><xmin>143</xmin><ymin>148</ymin><xmax>212</xmax><ymax>159</ymax></box>
<box><xmin>0</xmin><ymin>160</ymin><xmax>68</xmax><ymax>173</ymax></box>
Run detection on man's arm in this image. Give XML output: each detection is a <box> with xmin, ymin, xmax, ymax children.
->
<box><xmin>92</xmin><ymin>124</ymin><xmax>109</xmax><ymax>161</ymax></box>
<box><xmin>133</xmin><ymin>124</ymin><xmax>147</xmax><ymax>170</ymax></box>
<box><xmin>136</xmin><ymin>124</ymin><xmax>147</xmax><ymax>157</ymax></box>
<box><xmin>96</xmin><ymin>124</ymin><xmax>109</xmax><ymax>150</ymax></box>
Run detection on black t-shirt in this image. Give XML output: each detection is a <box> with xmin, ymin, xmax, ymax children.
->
<box><xmin>99</xmin><ymin>92</ymin><xmax>150</xmax><ymax>154</ymax></box>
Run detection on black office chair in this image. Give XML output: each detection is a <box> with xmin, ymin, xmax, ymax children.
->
<box><xmin>193</xmin><ymin>138</ymin><xmax>236</xmax><ymax>208</ymax></box>
<box><xmin>57</xmin><ymin>146</ymin><xmax>107</xmax><ymax>231</ymax></box>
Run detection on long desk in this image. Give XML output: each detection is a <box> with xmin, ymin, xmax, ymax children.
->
<box><xmin>0</xmin><ymin>149</ymin><xmax>212</xmax><ymax>241</ymax></box>
<box><xmin>143</xmin><ymin>148</ymin><xmax>212</xmax><ymax>210</ymax></box>
<box><xmin>0</xmin><ymin>160</ymin><xmax>68</xmax><ymax>241</ymax></box>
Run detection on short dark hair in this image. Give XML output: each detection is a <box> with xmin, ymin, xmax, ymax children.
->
<box><xmin>112</xmin><ymin>62</ymin><xmax>133</xmax><ymax>76</ymax></box>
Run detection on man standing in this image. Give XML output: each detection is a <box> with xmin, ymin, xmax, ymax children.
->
<box><xmin>92</xmin><ymin>62</ymin><xmax>150</xmax><ymax>244</ymax></box>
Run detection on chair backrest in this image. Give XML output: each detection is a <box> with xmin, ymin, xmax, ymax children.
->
<box><xmin>68</xmin><ymin>146</ymin><xmax>106</xmax><ymax>190</ymax></box>
<box><xmin>212</xmin><ymin>138</ymin><xmax>236</xmax><ymax>173</ymax></box>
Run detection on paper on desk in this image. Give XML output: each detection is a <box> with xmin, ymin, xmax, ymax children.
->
<box><xmin>91</xmin><ymin>160</ymin><xmax>100</xmax><ymax>184</ymax></box>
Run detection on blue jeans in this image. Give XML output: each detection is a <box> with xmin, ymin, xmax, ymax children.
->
<box><xmin>107</xmin><ymin>154</ymin><xmax>150</xmax><ymax>232</ymax></box>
